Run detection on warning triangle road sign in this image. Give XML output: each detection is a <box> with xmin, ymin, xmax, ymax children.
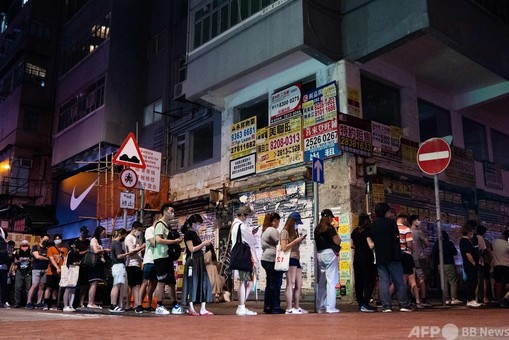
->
<box><xmin>113</xmin><ymin>132</ymin><xmax>147</xmax><ymax>169</ymax></box>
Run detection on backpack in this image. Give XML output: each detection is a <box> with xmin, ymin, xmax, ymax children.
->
<box><xmin>167</xmin><ymin>228</ymin><xmax>182</xmax><ymax>262</ymax></box>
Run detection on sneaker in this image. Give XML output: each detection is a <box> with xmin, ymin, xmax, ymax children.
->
<box><xmin>467</xmin><ymin>300</ymin><xmax>481</xmax><ymax>308</ymax></box>
<box><xmin>42</xmin><ymin>304</ymin><xmax>49</xmax><ymax>311</ymax></box>
<box><xmin>63</xmin><ymin>306</ymin><xmax>74</xmax><ymax>312</ymax></box>
<box><xmin>294</xmin><ymin>307</ymin><xmax>308</xmax><ymax>314</ymax></box>
<box><xmin>236</xmin><ymin>306</ymin><xmax>246</xmax><ymax>315</ymax></box>
<box><xmin>171</xmin><ymin>304</ymin><xmax>185</xmax><ymax>315</ymax></box>
<box><xmin>4</xmin><ymin>302</ymin><xmax>10</xmax><ymax>308</ymax></box>
<box><xmin>35</xmin><ymin>303</ymin><xmax>44</xmax><ymax>309</ymax></box>
<box><xmin>360</xmin><ymin>304</ymin><xmax>376</xmax><ymax>313</ymax></box>
<box><xmin>49</xmin><ymin>305</ymin><xmax>58</xmax><ymax>311</ymax></box>
<box><xmin>144</xmin><ymin>306</ymin><xmax>154</xmax><ymax>312</ymax></box>
<box><xmin>400</xmin><ymin>306</ymin><xmax>413</xmax><ymax>312</ymax></box>
<box><xmin>382</xmin><ymin>308</ymin><xmax>392</xmax><ymax>313</ymax></box>
<box><xmin>450</xmin><ymin>299</ymin><xmax>462</xmax><ymax>305</ymax></box>
<box><xmin>244</xmin><ymin>308</ymin><xmax>257</xmax><ymax>316</ymax></box>
<box><xmin>134</xmin><ymin>305</ymin><xmax>143</xmax><ymax>314</ymax></box>
<box><xmin>155</xmin><ymin>305</ymin><xmax>170</xmax><ymax>315</ymax></box>
<box><xmin>317</xmin><ymin>307</ymin><xmax>326</xmax><ymax>314</ymax></box>
<box><xmin>25</xmin><ymin>303</ymin><xmax>34</xmax><ymax>310</ymax></box>
<box><xmin>445</xmin><ymin>299</ymin><xmax>451</xmax><ymax>305</ymax></box>
<box><xmin>284</xmin><ymin>309</ymin><xmax>293</xmax><ymax>314</ymax></box>
<box><xmin>87</xmin><ymin>304</ymin><xmax>102</xmax><ymax>309</ymax></box>
<box><xmin>290</xmin><ymin>308</ymin><xmax>303</xmax><ymax>314</ymax></box>
<box><xmin>420</xmin><ymin>301</ymin><xmax>432</xmax><ymax>307</ymax></box>
<box><xmin>415</xmin><ymin>303</ymin><xmax>425</xmax><ymax>309</ymax></box>
<box><xmin>325</xmin><ymin>308</ymin><xmax>340</xmax><ymax>314</ymax></box>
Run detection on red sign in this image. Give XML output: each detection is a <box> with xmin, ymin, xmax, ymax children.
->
<box><xmin>417</xmin><ymin>138</ymin><xmax>451</xmax><ymax>175</ymax></box>
<box><xmin>113</xmin><ymin>132</ymin><xmax>146</xmax><ymax>169</ymax></box>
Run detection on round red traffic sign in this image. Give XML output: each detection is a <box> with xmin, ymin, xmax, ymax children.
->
<box><xmin>417</xmin><ymin>138</ymin><xmax>452</xmax><ymax>175</ymax></box>
<box><xmin>120</xmin><ymin>168</ymin><xmax>138</xmax><ymax>188</ymax></box>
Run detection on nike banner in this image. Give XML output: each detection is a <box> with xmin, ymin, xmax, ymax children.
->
<box><xmin>56</xmin><ymin>172</ymin><xmax>99</xmax><ymax>225</ymax></box>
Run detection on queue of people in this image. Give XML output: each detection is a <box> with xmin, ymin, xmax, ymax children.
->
<box><xmin>1</xmin><ymin>201</ymin><xmax>508</xmax><ymax>316</ymax></box>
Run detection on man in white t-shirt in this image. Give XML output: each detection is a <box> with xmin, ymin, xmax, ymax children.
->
<box><xmin>124</xmin><ymin>221</ymin><xmax>145</xmax><ymax>313</ymax></box>
<box><xmin>139</xmin><ymin>213</ymin><xmax>160</xmax><ymax>312</ymax></box>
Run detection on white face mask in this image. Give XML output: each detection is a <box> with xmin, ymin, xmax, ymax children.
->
<box><xmin>134</xmin><ymin>230</ymin><xmax>141</xmax><ymax>237</ymax></box>
<box><xmin>54</xmin><ymin>239</ymin><xmax>62</xmax><ymax>246</ymax></box>
<box><xmin>192</xmin><ymin>223</ymin><xmax>200</xmax><ymax>231</ymax></box>
<box><xmin>166</xmin><ymin>210</ymin><xmax>175</xmax><ymax>219</ymax></box>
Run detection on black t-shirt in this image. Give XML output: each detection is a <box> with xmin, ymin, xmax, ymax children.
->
<box><xmin>66</xmin><ymin>248</ymin><xmax>81</xmax><ymax>266</ymax></box>
<box><xmin>32</xmin><ymin>244</ymin><xmax>48</xmax><ymax>270</ymax></box>
<box><xmin>314</xmin><ymin>225</ymin><xmax>338</xmax><ymax>251</ymax></box>
<box><xmin>370</xmin><ymin>217</ymin><xmax>401</xmax><ymax>265</ymax></box>
<box><xmin>184</xmin><ymin>230</ymin><xmax>201</xmax><ymax>258</ymax></box>
<box><xmin>460</xmin><ymin>237</ymin><xmax>478</xmax><ymax>271</ymax></box>
<box><xmin>76</xmin><ymin>238</ymin><xmax>90</xmax><ymax>260</ymax></box>
<box><xmin>351</xmin><ymin>226</ymin><xmax>374</xmax><ymax>263</ymax></box>
<box><xmin>15</xmin><ymin>248</ymin><xmax>32</xmax><ymax>271</ymax></box>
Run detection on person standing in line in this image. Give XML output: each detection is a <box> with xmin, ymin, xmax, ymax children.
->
<box><xmin>465</xmin><ymin>220</ymin><xmax>487</xmax><ymax>304</ymax></box>
<box><xmin>370</xmin><ymin>203</ymin><xmax>411</xmax><ymax>313</ymax></box>
<box><xmin>44</xmin><ymin>234</ymin><xmax>68</xmax><ymax>310</ymax></box>
<box><xmin>315</xmin><ymin>209</ymin><xmax>341</xmax><ymax>314</ymax></box>
<box><xmin>13</xmin><ymin>240</ymin><xmax>32</xmax><ymax>308</ymax></box>
<box><xmin>408</xmin><ymin>215</ymin><xmax>432</xmax><ymax>307</ymax></box>
<box><xmin>351</xmin><ymin>213</ymin><xmax>376</xmax><ymax>312</ymax></box>
<box><xmin>76</xmin><ymin>226</ymin><xmax>90</xmax><ymax>308</ymax></box>
<box><xmin>109</xmin><ymin>228</ymin><xmax>130</xmax><ymax>313</ymax></box>
<box><xmin>476</xmin><ymin>225</ymin><xmax>493</xmax><ymax>303</ymax></box>
<box><xmin>139</xmin><ymin>212</ymin><xmax>160</xmax><ymax>312</ymax></box>
<box><xmin>260</xmin><ymin>212</ymin><xmax>283</xmax><ymax>314</ymax></box>
<box><xmin>25</xmin><ymin>234</ymin><xmax>50</xmax><ymax>309</ymax></box>
<box><xmin>124</xmin><ymin>221</ymin><xmax>145</xmax><ymax>313</ymax></box>
<box><xmin>153</xmin><ymin>203</ymin><xmax>183</xmax><ymax>315</ymax></box>
<box><xmin>167</xmin><ymin>214</ymin><xmax>185</xmax><ymax>315</ymax></box>
<box><xmin>397</xmin><ymin>214</ymin><xmax>422</xmax><ymax>309</ymax></box>
<box><xmin>491</xmin><ymin>230</ymin><xmax>509</xmax><ymax>306</ymax></box>
<box><xmin>231</xmin><ymin>205</ymin><xmax>259</xmax><ymax>316</ymax></box>
<box><xmin>62</xmin><ymin>240</ymin><xmax>81</xmax><ymax>312</ymax></box>
<box><xmin>459</xmin><ymin>224</ymin><xmax>481</xmax><ymax>308</ymax></box>
<box><xmin>432</xmin><ymin>230</ymin><xmax>461</xmax><ymax>305</ymax></box>
<box><xmin>87</xmin><ymin>226</ymin><xmax>110</xmax><ymax>309</ymax></box>
<box><xmin>0</xmin><ymin>228</ymin><xmax>10</xmax><ymax>308</ymax></box>
<box><xmin>181</xmin><ymin>214</ymin><xmax>213</xmax><ymax>316</ymax></box>
<box><xmin>280</xmin><ymin>211</ymin><xmax>307</xmax><ymax>314</ymax></box>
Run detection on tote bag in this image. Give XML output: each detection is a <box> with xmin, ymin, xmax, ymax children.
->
<box><xmin>229</xmin><ymin>223</ymin><xmax>253</xmax><ymax>272</ymax></box>
<box><xmin>59</xmin><ymin>254</ymin><xmax>80</xmax><ymax>287</ymax></box>
<box><xmin>81</xmin><ymin>250</ymin><xmax>97</xmax><ymax>268</ymax></box>
<box><xmin>274</xmin><ymin>243</ymin><xmax>290</xmax><ymax>272</ymax></box>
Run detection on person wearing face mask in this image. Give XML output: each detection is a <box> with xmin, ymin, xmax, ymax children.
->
<box><xmin>13</xmin><ymin>240</ymin><xmax>32</xmax><ymax>308</ymax></box>
<box><xmin>181</xmin><ymin>214</ymin><xmax>213</xmax><ymax>316</ymax></box>
<box><xmin>25</xmin><ymin>234</ymin><xmax>50</xmax><ymax>309</ymax></box>
<box><xmin>124</xmin><ymin>221</ymin><xmax>146</xmax><ymax>313</ymax></box>
<box><xmin>109</xmin><ymin>228</ymin><xmax>130</xmax><ymax>313</ymax></box>
<box><xmin>44</xmin><ymin>234</ymin><xmax>68</xmax><ymax>310</ymax></box>
<box><xmin>76</xmin><ymin>226</ymin><xmax>90</xmax><ymax>308</ymax></box>
<box><xmin>153</xmin><ymin>203</ymin><xmax>183</xmax><ymax>315</ymax></box>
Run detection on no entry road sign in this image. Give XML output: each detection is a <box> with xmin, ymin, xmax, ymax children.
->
<box><xmin>417</xmin><ymin>138</ymin><xmax>451</xmax><ymax>175</ymax></box>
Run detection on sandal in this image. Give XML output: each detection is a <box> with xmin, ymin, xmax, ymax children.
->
<box><xmin>200</xmin><ymin>310</ymin><xmax>214</xmax><ymax>316</ymax></box>
<box><xmin>188</xmin><ymin>310</ymin><xmax>200</xmax><ymax>316</ymax></box>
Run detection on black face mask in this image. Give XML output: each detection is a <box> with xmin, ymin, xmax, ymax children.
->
<box><xmin>119</xmin><ymin>237</ymin><xmax>125</xmax><ymax>243</ymax></box>
<box><xmin>42</xmin><ymin>240</ymin><xmax>48</xmax><ymax>246</ymax></box>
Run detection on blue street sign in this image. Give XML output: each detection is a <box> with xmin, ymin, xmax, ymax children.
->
<box><xmin>312</xmin><ymin>157</ymin><xmax>324</xmax><ymax>184</ymax></box>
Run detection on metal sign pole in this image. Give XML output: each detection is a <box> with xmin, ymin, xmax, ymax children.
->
<box><xmin>434</xmin><ymin>175</ymin><xmax>446</xmax><ymax>306</ymax></box>
<box><xmin>313</xmin><ymin>180</ymin><xmax>319</xmax><ymax>313</ymax></box>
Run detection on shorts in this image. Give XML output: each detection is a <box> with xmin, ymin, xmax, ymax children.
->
<box><xmin>154</xmin><ymin>257</ymin><xmax>176</xmax><ymax>284</ymax></box>
<box><xmin>493</xmin><ymin>265</ymin><xmax>509</xmax><ymax>284</ymax></box>
<box><xmin>46</xmin><ymin>274</ymin><xmax>60</xmax><ymax>289</ymax></box>
<box><xmin>143</xmin><ymin>263</ymin><xmax>157</xmax><ymax>281</ymax></box>
<box><xmin>32</xmin><ymin>269</ymin><xmax>47</xmax><ymax>285</ymax></box>
<box><xmin>126</xmin><ymin>266</ymin><xmax>143</xmax><ymax>286</ymax></box>
<box><xmin>401</xmin><ymin>252</ymin><xmax>415</xmax><ymax>275</ymax></box>
<box><xmin>289</xmin><ymin>258</ymin><xmax>302</xmax><ymax>269</ymax></box>
<box><xmin>112</xmin><ymin>264</ymin><xmax>126</xmax><ymax>285</ymax></box>
<box><xmin>413</xmin><ymin>258</ymin><xmax>428</xmax><ymax>281</ymax></box>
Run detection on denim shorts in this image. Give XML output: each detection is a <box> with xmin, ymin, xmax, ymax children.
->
<box><xmin>289</xmin><ymin>258</ymin><xmax>301</xmax><ymax>269</ymax></box>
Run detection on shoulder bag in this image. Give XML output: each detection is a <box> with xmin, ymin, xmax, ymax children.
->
<box><xmin>81</xmin><ymin>249</ymin><xmax>97</xmax><ymax>268</ymax></box>
<box><xmin>274</xmin><ymin>242</ymin><xmax>290</xmax><ymax>271</ymax></box>
<box><xmin>229</xmin><ymin>223</ymin><xmax>253</xmax><ymax>272</ymax></box>
<box><xmin>59</xmin><ymin>252</ymin><xmax>80</xmax><ymax>287</ymax></box>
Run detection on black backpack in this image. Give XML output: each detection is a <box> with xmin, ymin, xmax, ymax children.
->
<box><xmin>167</xmin><ymin>228</ymin><xmax>182</xmax><ymax>262</ymax></box>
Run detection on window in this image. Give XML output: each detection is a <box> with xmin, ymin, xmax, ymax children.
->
<box><xmin>462</xmin><ymin>117</ymin><xmax>488</xmax><ymax>161</ymax></box>
<box><xmin>361</xmin><ymin>76</ymin><xmax>401</xmax><ymax>126</ymax></box>
<box><xmin>172</xmin><ymin>118</ymin><xmax>217</xmax><ymax>171</ymax></box>
<box><xmin>192</xmin><ymin>0</ymin><xmax>281</xmax><ymax>49</ymax></box>
<box><xmin>28</xmin><ymin>21</ymin><xmax>50</xmax><ymax>40</ymax></box>
<box><xmin>148</xmin><ymin>30</ymin><xmax>167</xmax><ymax>57</ymax></box>
<box><xmin>23</xmin><ymin>111</ymin><xmax>39</xmax><ymax>131</ymax></box>
<box><xmin>418</xmin><ymin>100</ymin><xmax>451</xmax><ymax>142</ymax></box>
<box><xmin>144</xmin><ymin>99</ymin><xmax>163</xmax><ymax>126</ymax></box>
<box><xmin>190</xmin><ymin>123</ymin><xmax>214</xmax><ymax>163</ymax></box>
<box><xmin>491</xmin><ymin>129</ymin><xmax>509</xmax><ymax>170</ymax></box>
<box><xmin>24</xmin><ymin>62</ymin><xmax>46</xmax><ymax>87</ymax></box>
<box><xmin>177</xmin><ymin>56</ymin><xmax>186</xmax><ymax>83</ymax></box>
<box><xmin>239</xmin><ymin>100</ymin><xmax>268</xmax><ymax>129</ymax></box>
<box><xmin>58</xmin><ymin>76</ymin><xmax>105</xmax><ymax>131</ymax></box>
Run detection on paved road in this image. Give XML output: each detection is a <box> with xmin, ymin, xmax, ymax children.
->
<box><xmin>1</xmin><ymin>302</ymin><xmax>507</xmax><ymax>340</ymax></box>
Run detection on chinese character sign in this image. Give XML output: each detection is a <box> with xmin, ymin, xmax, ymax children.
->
<box><xmin>231</xmin><ymin>116</ymin><xmax>257</xmax><ymax>160</ymax></box>
<box><xmin>269</xmin><ymin>83</ymin><xmax>302</xmax><ymax>125</ymax></box>
<box><xmin>134</xmin><ymin>148</ymin><xmax>161</xmax><ymax>192</ymax></box>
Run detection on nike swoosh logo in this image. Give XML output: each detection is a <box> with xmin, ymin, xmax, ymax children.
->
<box><xmin>70</xmin><ymin>179</ymin><xmax>99</xmax><ymax>211</ymax></box>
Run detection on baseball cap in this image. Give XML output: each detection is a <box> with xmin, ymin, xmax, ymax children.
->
<box><xmin>288</xmin><ymin>212</ymin><xmax>303</xmax><ymax>224</ymax></box>
<box><xmin>21</xmin><ymin>240</ymin><xmax>29</xmax><ymax>245</ymax></box>
<box><xmin>321</xmin><ymin>209</ymin><xmax>335</xmax><ymax>218</ymax></box>
<box><xmin>237</xmin><ymin>205</ymin><xmax>253</xmax><ymax>216</ymax></box>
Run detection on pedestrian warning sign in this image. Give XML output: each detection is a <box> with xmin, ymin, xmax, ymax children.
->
<box><xmin>113</xmin><ymin>132</ymin><xmax>146</xmax><ymax>169</ymax></box>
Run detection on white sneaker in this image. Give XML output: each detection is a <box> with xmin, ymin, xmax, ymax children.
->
<box><xmin>450</xmin><ymin>299</ymin><xmax>463</xmax><ymax>305</ymax></box>
<box><xmin>155</xmin><ymin>306</ymin><xmax>170</xmax><ymax>315</ymax></box>
<box><xmin>63</xmin><ymin>306</ymin><xmax>74</xmax><ymax>312</ymax></box>
<box><xmin>294</xmin><ymin>307</ymin><xmax>308</xmax><ymax>314</ymax></box>
<box><xmin>171</xmin><ymin>304</ymin><xmax>185</xmax><ymax>315</ymax></box>
<box><xmin>291</xmin><ymin>308</ymin><xmax>303</xmax><ymax>314</ymax></box>
<box><xmin>244</xmin><ymin>308</ymin><xmax>257</xmax><ymax>316</ymax></box>
<box><xmin>236</xmin><ymin>306</ymin><xmax>246</xmax><ymax>316</ymax></box>
<box><xmin>325</xmin><ymin>308</ymin><xmax>340</xmax><ymax>314</ymax></box>
<box><xmin>467</xmin><ymin>300</ymin><xmax>481</xmax><ymax>308</ymax></box>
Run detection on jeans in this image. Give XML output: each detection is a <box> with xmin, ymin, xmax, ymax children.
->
<box><xmin>316</xmin><ymin>249</ymin><xmax>339</xmax><ymax>311</ymax></box>
<box><xmin>377</xmin><ymin>261</ymin><xmax>410</xmax><ymax>309</ymax></box>
<box><xmin>14</xmin><ymin>270</ymin><xmax>32</xmax><ymax>306</ymax></box>
<box><xmin>261</xmin><ymin>260</ymin><xmax>283</xmax><ymax>312</ymax></box>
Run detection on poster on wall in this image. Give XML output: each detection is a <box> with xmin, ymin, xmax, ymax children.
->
<box><xmin>338</xmin><ymin>212</ymin><xmax>352</xmax><ymax>296</ymax></box>
<box><xmin>269</xmin><ymin>83</ymin><xmax>302</xmax><ymax>125</ymax></box>
<box><xmin>482</xmin><ymin>160</ymin><xmax>503</xmax><ymax>190</ymax></box>
<box><xmin>230</xmin><ymin>153</ymin><xmax>256</xmax><ymax>179</ymax></box>
<box><xmin>337</xmin><ymin>113</ymin><xmax>372</xmax><ymax>157</ymax></box>
<box><xmin>371</xmin><ymin>121</ymin><xmax>402</xmax><ymax>162</ymax></box>
<box><xmin>230</xmin><ymin>116</ymin><xmax>257</xmax><ymax>160</ymax></box>
<box><xmin>256</xmin><ymin>117</ymin><xmax>303</xmax><ymax>173</ymax></box>
<box><xmin>134</xmin><ymin>148</ymin><xmax>161</xmax><ymax>192</ymax></box>
<box><xmin>301</xmin><ymin>82</ymin><xmax>340</xmax><ymax>162</ymax></box>
<box><xmin>444</xmin><ymin>146</ymin><xmax>475</xmax><ymax>187</ymax></box>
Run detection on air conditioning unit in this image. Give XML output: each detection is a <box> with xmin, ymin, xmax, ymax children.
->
<box><xmin>19</xmin><ymin>158</ymin><xmax>32</xmax><ymax>168</ymax></box>
<box><xmin>173</xmin><ymin>82</ymin><xmax>185</xmax><ymax>101</ymax></box>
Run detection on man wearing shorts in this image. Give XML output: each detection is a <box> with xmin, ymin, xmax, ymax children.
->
<box><xmin>492</xmin><ymin>230</ymin><xmax>509</xmax><ymax>306</ymax></box>
<box><xmin>26</xmin><ymin>234</ymin><xmax>50</xmax><ymax>309</ymax></box>
<box><xmin>125</xmin><ymin>221</ymin><xmax>145</xmax><ymax>313</ymax></box>
<box><xmin>409</xmin><ymin>215</ymin><xmax>432</xmax><ymax>307</ymax></box>
<box><xmin>140</xmin><ymin>213</ymin><xmax>160</xmax><ymax>312</ymax></box>
<box><xmin>153</xmin><ymin>203</ymin><xmax>182</xmax><ymax>315</ymax></box>
<box><xmin>44</xmin><ymin>234</ymin><xmax>68</xmax><ymax>310</ymax></box>
<box><xmin>397</xmin><ymin>214</ymin><xmax>422</xmax><ymax>309</ymax></box>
